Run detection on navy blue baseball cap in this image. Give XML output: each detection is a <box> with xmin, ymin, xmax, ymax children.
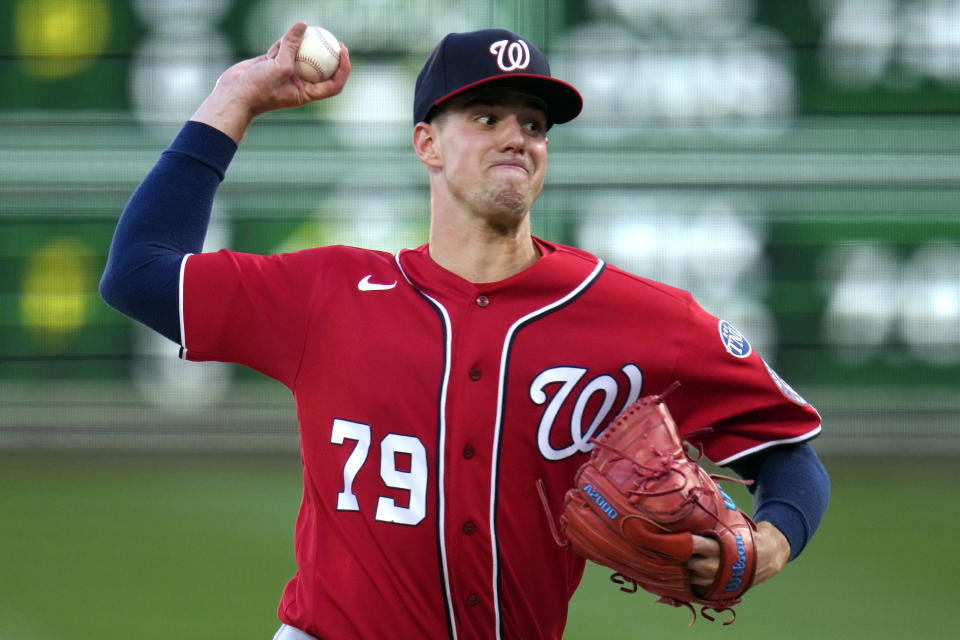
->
<box><xmin>414</xmin><ymin>29</ymin><xmax>582</xmax><ymax>126</ymax></box>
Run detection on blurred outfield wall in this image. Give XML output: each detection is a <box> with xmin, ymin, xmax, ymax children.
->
<box><xmin>1</xmin><ymin>0</ymin><xmax>959</xmax><ymax>453</ymax></box>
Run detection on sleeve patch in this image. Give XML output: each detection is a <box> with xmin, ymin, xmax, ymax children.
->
<box><xmin>762</xmin><ymin>359</ymin><xmax>809</xmax><ymax>406</ymax></box>
<box><xmin>718</xmin><ymin>320</ymin><xmax>752</xmax><ymax>358</ymax></box>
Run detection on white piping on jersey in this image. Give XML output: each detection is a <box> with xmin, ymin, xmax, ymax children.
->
<box><xmin>395</xmin><ymin>252</ymin><xmax>605</xmax><ymax>640</ymax></box>
<box><xmin>487</xmin><ymin>258</ymin><xmax>605</xmax><ymax>638</ymax></box>
<box><xmin>714</xmin><ymin>424</ymin><xmax>822</xmax><ymax>466</ymax></box>
<box><xmin>395</xmin><ymin>253</ymin><xmax>459</xmax><ymax>640</ymax></box>
<box><xmin>178</xmin><ymin>253</ymin><xmax>193</xmax><ymax>356</ymax></box>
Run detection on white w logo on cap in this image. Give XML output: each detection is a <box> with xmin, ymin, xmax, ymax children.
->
<box><xmin>489</xmin><ymin>39</ymin><xmax>530</xmax><ymax>71</ymax></box>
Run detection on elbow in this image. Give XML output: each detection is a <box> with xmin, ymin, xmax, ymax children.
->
<box><xmin>98</xmin><ymin>251</ymin><xmax>184</xmax><ymax>344</ymax></box>
<box><xmin>99</xmin><ymin>262</ymin><xmax>125</xmax><ymax>312</ymax></box>
<box><xmin>99</xmin><ymin>249</ymin><xmax>181</xmax><ymax>318</ymax></box>
<box><xmin>100</xmin><ymin>257</ymin><xmax>138</xmax><ymax>315</ymax></box>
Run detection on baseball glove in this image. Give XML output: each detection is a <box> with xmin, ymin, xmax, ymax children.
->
<box><xmin>539</xmin><ymin>386</ymin><xmax>757</xmax><ymax>625</ymax></box>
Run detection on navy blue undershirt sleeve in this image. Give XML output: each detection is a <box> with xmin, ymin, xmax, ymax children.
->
<box><xmin>100</xmin><ymin>121</ymin><xmax>238</xmax><ymax>342</ymax></box>
<box><xmin>726</xmin><ymin>442</ymin><xmax>830</xmax><ymax>561</ymax></box>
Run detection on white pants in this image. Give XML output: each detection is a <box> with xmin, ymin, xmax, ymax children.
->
<box><xmin>272</xmin><ymin>624</ymin><xmax>319</xmax><ymax>640</ymax></box>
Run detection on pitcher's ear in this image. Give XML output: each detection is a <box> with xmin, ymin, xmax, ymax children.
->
<box><xmin>413</xmin><ymin>121</ymin><xmax>442</xmax><ymax>168</ymax></box>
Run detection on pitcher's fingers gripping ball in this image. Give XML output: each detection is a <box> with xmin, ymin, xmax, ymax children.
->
<box><xmin>539</xmin><ymin>385</ymin><xmax>758</xmax><ymax>625</ymax></box>
<box><xmin>295</xmin><ymin>25</ymin><xmax>341</xmax><ymax>82</ymax></box>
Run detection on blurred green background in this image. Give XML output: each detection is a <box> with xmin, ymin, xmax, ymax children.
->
<box><xmin>1</xmin><ymin>0</ymin><xmax>959</xmax><ymax>638</ymax></box>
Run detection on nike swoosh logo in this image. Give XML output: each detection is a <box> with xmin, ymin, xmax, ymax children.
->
<box><xmin>358</xmin><ymin>275</ymin><xmax>398</xmax><ymax>291</ymax></box>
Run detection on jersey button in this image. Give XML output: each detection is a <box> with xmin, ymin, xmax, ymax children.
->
<box><xmin>462</xmin><ymin>521</ymin><xmax>477</xmax><ymax>535</ymax></box>
<box><xmin>468</xmin><ymin>367</ymin><xmax>482</xmax><ymax>381</ymax></box>
<box><xmin>466</xmin><ymin>593</ymin><xmax>481</xmax><ymax>607</ymax></box>
<box><xmin>475</xmin><ymin>295</ymin><xmax>490</xmax><ymax>307</ymax></box>
<box><xmin>462</xmin><ymin>445</ymin><xmax>475</xmax><ymax>459</ymax></box>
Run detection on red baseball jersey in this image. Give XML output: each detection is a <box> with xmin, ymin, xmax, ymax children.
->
<box><xmin>179</xmin><ymin>238</ymin><xmax>820</xmax><ymax>639</ymax></box>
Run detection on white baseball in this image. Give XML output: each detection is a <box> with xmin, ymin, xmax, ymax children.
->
<box><xmin>295</xmin><ymin>26</ymin><xmax>341</xmax><ymax>83</ymax></box>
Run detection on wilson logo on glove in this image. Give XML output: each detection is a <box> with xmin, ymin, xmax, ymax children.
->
<box><xmin>724</xmin><ymin>534</ymin><xmax>749</xmax><ymax>593</ymax></box>
<box><xmin>537</xmin><ymin>382</ymin><xmax>758</xmax><ymax>626</ymax></box>
<box><xmin>717</xmin><ymin>484</ymin><xmax>738</xmax><ymax>511</ymax></box>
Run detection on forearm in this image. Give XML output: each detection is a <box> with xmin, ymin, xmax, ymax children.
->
<box><xmin>727</xmin><ymin>442</ymin><xmax>831</xmax><ymax>561</ymax></box>
<box><xmin>100</xmin><ymin>121</ymin><xmax>237</xmax><ymax>341</ymax></box>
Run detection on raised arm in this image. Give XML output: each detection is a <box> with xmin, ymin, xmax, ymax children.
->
<box><xmin>100</xmin><ymin>23</ymin><xmax>351</xmax><ymax>342</ymax></box>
